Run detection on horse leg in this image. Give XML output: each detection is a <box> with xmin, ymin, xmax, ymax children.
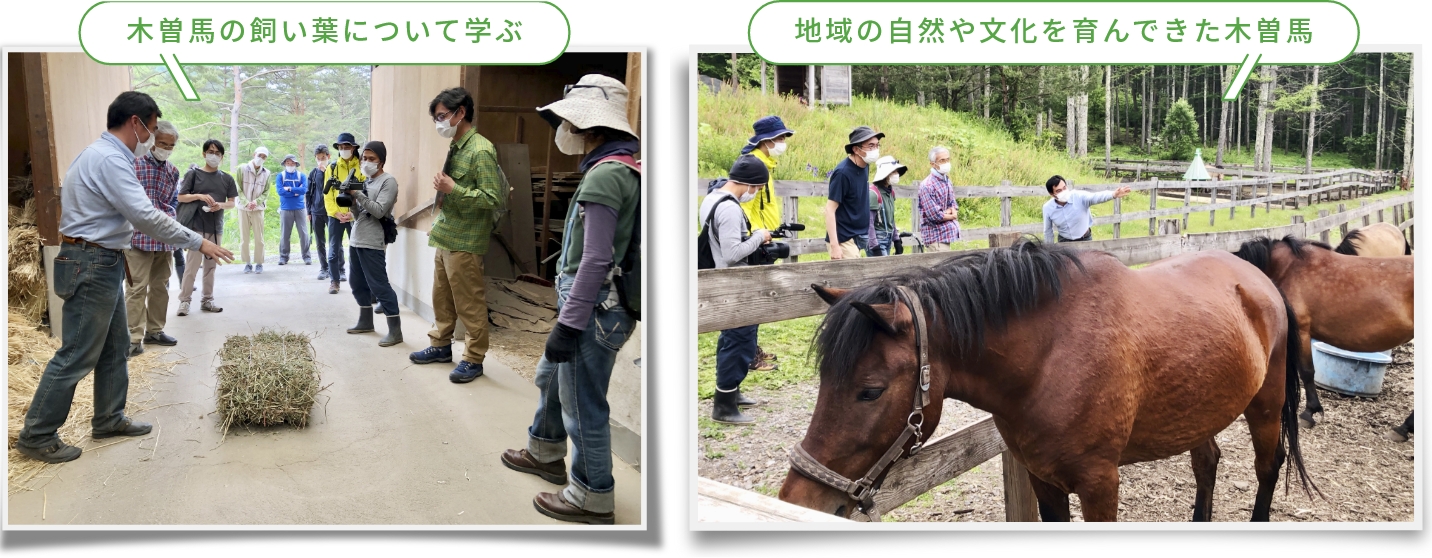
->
<box><xmin>1072</xmin><ymin>467</ymin><xmax>1122</xmax><ymax>522</ymax></box>
<box><xmin>1190</xmin><ymin>438</ymin><xmax>1222</xmax><ymax>522</ymax></box>
<box><xmin>1298</xmin><ymin>331</ymin><xmax>1324</xmax><ymax>428</ymax></box>
<box><xmin>1027</xmin><ymin>471</ymin><xmax>1071</xmax><ymax>522</ymax></box>
<box><xmin>1246</xmin><ymin>406</ymin><xmax>1287</xmax><ymax>522</ymax></box>
<box><xmin>1386</xmin><ymin>411</ymin><xmax>1414</xmax><ymax>442</ymax></box>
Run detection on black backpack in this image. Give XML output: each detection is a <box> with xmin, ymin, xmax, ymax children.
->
<box><xmin>697</xmin><ymin>185</ymin><xmax>744</xmax><ymax>270</ymax></box>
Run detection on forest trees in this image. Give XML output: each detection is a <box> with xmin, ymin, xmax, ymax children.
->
<box><xmin>1163</xmin><ymin>99</ymin><xmax>1199</xmax><ymax>161</ymax></box>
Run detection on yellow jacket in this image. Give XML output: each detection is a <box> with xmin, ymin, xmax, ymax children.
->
<box><xmin>322</xmin><ymin>155</ymin><xmax>367</xmax><ymax>216</ymax></box>
<box><xmin>740</xmin><ymin>149</ymin><xmax>782</xmax><ymax>232</ymax></box>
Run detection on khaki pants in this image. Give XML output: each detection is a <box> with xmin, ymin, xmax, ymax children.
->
<box><xmin>838</xmin><ymin>239</ymin><xmax>863</xmax><ymax>259</ymax></box>
<box><xmin>239</xmin><ymin>209</ymin><xmax>265</xmax><ymax>264</ymax></box>
<box><xmin>428</xmin><ymin>248</ymin><xmax>489</xmax><ymax>364</ymax></box>
<box><xmin>123</xmin><ymin>249</ymin><xmax>173</xmax><ymax>343</ymax></box>
<box><xmin>929</xmin><ymin>242</ymin><xmax>952</xmax><ymax>252</ymax></box>
<box><xmin>180</xmin><ymin>232</ymin><xmax>220</xmax><ymax>303</ymax></box>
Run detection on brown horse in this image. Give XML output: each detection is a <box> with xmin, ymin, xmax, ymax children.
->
<box><xmin>779</xmin><ymin>239</ymin><xmax>1314</xmax><ymax>521</ymax></box>
<box><xmin>1334</xmin><ymin>222</ymin><xmax>1411</xmax><ymax>257</ymax></box>
<box><xmin>1233</xmin><ymin>236</ymin><xmax>1414</xmax><ymax>427</ymax></box>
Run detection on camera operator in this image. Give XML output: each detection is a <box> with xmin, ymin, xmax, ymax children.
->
<box><xmin>697</xmin><ymin>154</ymin><xmax>772</xmax><ymax>425</ymax></box>
<box><xmin>342</xmin><ymin>141</ymin><xmax>402</xmax><ymax>347</ymax></box>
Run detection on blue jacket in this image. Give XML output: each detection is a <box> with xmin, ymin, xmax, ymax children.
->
<box><xmin>275</xmin><ymin>170</ymin><xmax>308</xmax><ymax>211</ymax></box>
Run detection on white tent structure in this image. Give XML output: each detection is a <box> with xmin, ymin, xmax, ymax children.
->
<box><xmin>1183</xmin><ymin>148</ymin><xmax>1213</xmax><ymax>181</ymax></box>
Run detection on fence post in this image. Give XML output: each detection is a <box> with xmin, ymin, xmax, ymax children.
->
<box><xmin>1112</xmin><ymin>195</ymin><xmax>1122</xmax><ymax>239</ymax></box>
<box><xmin>1282</xmin><ymin>180</ymin><xmax>1289</xmax><ymax>210</ymax></box>
<box><xmin>1002</xmin><ymin>451</ymin><xmax>1041</xmax><ymax>522</ymax></box>
<box><xmin>989</xmin><ymin>232</ymin><xmax>1022</xmax><ymax>248</ymax></box>
<box><xmin>1378</xmin><ymin>208</ymin><xmax>1386</xmax><ymax>223</ymax></box>
<box><xmin>1362</xmin><ymin>200</ymin><xmax>1370</xmax><ymax>227</ymax></box>
<box><xmin>1148</xmin><ymin>178</ymin><xmax>1159</xmax><ymax>236</ymax></box>
<box><xmin>1209</xmin><ymin>187</ymin><xmax>1217</xmax><ymax>227</ymax></box>
<box><xmin>1338</xmin><ymin>203</ymin><xmax>1348</xmax><ymax>238</ymax></box>
<box><xmin>1230</xmin><ymin>183</ymin><xmax>1238</xmax><ymax>220</ymax></box>
<box><xmin>1318</xmin><ymin>209</ymin><xmax>1331</xmax><ymax>244</ymax></box>
<box><xmin>1182</xmin><ymin>186</ymin><xmax>1191</xmax><ymax>231</ymax></box>
<box><xmin>1000</xmin><ymin>181</ymin><xmax>1013</xmax><ymax>228</ymax></box>
<box><xmin>1264</xmin><ymin>181</ymin><xmax>1271</xmax><ymax>214</ymax></box>
<box><xmin>784</xmin><ymin>193</ymin><xmax>802</xmax><ymax>263</ymax></box>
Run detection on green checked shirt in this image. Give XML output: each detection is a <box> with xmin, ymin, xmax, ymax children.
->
<box><xmin>429</xmin><ymin>128</ymin><xmax>503</xmax><ymax>254</ymax></box>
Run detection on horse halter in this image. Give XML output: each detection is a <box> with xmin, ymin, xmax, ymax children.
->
<box><xmin>789</xmin><ymin>285</ymin><xmax>932</xmax><ymax>520</ymax></box>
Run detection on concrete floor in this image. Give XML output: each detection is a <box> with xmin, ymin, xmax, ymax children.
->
<box><xmin>7</xmin><ymin>255</ymin><xmax>641</xmax><ymax>525</ymax></box>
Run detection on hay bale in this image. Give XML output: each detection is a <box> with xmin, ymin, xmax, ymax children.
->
<box><xmin>215</xmin><ymin>329</ymin><xmax>323</xmax><ymax>434</ymax></box>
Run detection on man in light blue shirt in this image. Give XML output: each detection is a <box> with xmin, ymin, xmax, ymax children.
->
<box><xmin>17</xmin><ymin>91</ymin><xmax>234</xmax><ymax>464</ymax></box>
<box><xmin>1042</xmin><ymin>175</ymin><xmax>1131</xmax><ymax>243</ymax></box>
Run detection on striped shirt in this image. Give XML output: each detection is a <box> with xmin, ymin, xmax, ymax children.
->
<box><xmin>917</xmin><ymin>170</ymin><xmax>961</xmax><ymax>244</ymax></box>
<box><xmin>129</xmin><ymin>154</ymin><xmax>181</xmax><ymax>251</ymax></box>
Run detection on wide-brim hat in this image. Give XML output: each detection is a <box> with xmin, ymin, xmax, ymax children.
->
<box><xmin>536</xmin><ymin>74</ymin><xmax>636</xmax><ymax>138</ymax></box>
<box><xmin>742</xmin><ymin>115</ymin><xmax>795</xmax><ymax>154</ymax></box>
<box><xmin>332</xmin><ymin>132</ymin><xmax>358</xmax><ymax>150</ymax></box>
<box><xmin>872</xmin><ymin>156</ymin><xmax>908</xmax><ymax>183</ymax></box>
<box><xmin>845</xmin><ymin>126</ymin><xmax>884</xmax><ymax>154</ymax></box>
<box><xmin>282</xmin><ymin>154</ymin><xmax>298</xmax><ymax>164</ymax></box>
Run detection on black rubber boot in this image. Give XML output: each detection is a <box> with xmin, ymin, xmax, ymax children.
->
<box><xmin>711</xmin><ymin>389</ymin><xmax>754</xmax><ymax>425</ymax></box>
<box><xmin>347</xmin><ymin>306</ymin><xmax>375</xmax><ymax>334</ymax></box>
<box><xmin>735</xmin><ymin>389</ymin><xmax>760</xmax><ymax>408</ymax></box>
<box><xmin>379</xmin><ymin>315</ymin><xmax>403</xmax><ymax>347</ymax></box>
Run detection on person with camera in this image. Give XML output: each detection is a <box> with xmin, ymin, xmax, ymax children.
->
<box><xmin>739</xmin><ymin>115</ymin><xmax>793</xmax><ymax>373</ymax></box>
<box><xmin>124</xmin><ymin>119</ymin><xmax>182</xmax><ymax>358</ymax></box>
<box><xmin>275</xmin><ymin>154</ymin><xmax>312</xmax><ymax>266</ymax></box>
<box><xmin>918</xmin><ymin>145</ymin><xmax>962</xmax><ymax>252</ymax></box>
<box><xmin>408</xmin><ymin>87</ymin><xmax>502</xmax><ymax>383</ymax></box>
<box><xmin>1042</xmin><ymin>174</ymin><xmax>1131</xmax><ymax>243</ymax></box>
<box><xmin>865</xmin><ymin>156</ymin><xmax>907</xmax><ymax>257</ymax></box>
<box><xmin>696</xmin><ymin>154</ymin><xmax>771</xmax><ymax>426</ymax></box>
<box><xmin>238</xmin><ymin>146</ymin><xmax>271</xmax><ymax>274</ymax></box>
<box><xmin>176</xmin><ymin>139</ymin><xmax>239</xmax><ymax>316</ymax></box>
<box><xmin>826</xmin><ymin>126</ymin><xmax>883</xmax><ymax>260</ymax></box>
<box><xmin>16</xmin><ymin>92</ymin><xmax>235</xmax><ymax>464</ymax></box>
<box><xmin>323</xmin><ymin>132</ymin><xmax>366</xmax><ymax>294</ymax></box>
<box><xmin>341</xmin><ymin>141</ymin><xmax>403</xmax><ymax>347</ymax></box>
<box><xmin>500</xmin><ymin>75</ymin><xmax>641</xmax><ymax>525</ymax></box>
<box><xmin>307</xmin><ymin>145</ymin><xmax>332</xmax><ymax>280</ymax></box>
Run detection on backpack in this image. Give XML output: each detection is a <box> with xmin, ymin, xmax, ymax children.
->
<box><xmin>590</xmin><ymin>155</ymin><xmax>642</xmax><ymax>321</ymax></box>
<box><xmin>697</xmin><ymin>186</ymin><xmax>744</xmax><ymax>270</ymax></box>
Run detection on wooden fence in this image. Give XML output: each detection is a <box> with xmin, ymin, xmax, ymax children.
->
<box><xmin>695</xmin><ymin>192</ymin><xmax>1412</xmax><ymax>522</ymax></box>
<box><xmin>696</xmin><ymin>168</ymin><xmax>1397</xmax><ymax>259</ymax></box>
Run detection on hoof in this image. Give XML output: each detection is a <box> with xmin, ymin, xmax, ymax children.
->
<box><xmin>1298</xmin><ymin>416</ymin><xmax>1317</xmax><ymax>429</ymax></box>
<box><xmin>1384</xmin><ymin>430</ymin><xmax>1409</xmax><ymax>443</ymax></box>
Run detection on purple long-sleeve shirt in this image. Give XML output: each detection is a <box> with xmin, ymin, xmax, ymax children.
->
<box><xmin>557</xmin><ymin>202</ymin><xmax>618</xmax><ymax>330</ymax></box>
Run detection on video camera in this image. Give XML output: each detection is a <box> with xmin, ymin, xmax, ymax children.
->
<box><xmin>745</xmin><ymin>223</ymin><xmax>806</xmax><ymax>265</ymax></box>
<box><xmin>328</xmin><ymin>169</ymin><xmax>366</xmax><ymax>207</ymax></box>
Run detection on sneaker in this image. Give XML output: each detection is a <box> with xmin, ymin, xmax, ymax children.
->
<box><xmin>201</xmin><ymin>300</ymin><xmax>223</xmax><ymax>313</ymax></box>
<box><xmin>128</xmin><ymin>342</ymin><xmax>144</xmax><ymax>358</ymax></box>
<box><xmin>449</xmin><ymin>361</ymin><xmax>484</xmax><ymax>383</ymax></box>
<box><xmin>15</xmin><ymin>441</ymin><xmax>81</xmax><ymax>464</ymax></box>
<box><xmin>756</xmin><ymin>346</ymin><xmax>779</xmax><ymax>362</ymax></box>
<box><xmin>143</xmin><ymin>332</ymin><xmax>178</xmax><ymax>346</ymax></box>
<box><xmin>318</xmin><ymin>269</ymin><xmax>330</xmax><ymax>280</ymax></box>
<box><xmin>304</xmin><ymin>258</ymin><xmax>313</xmax><ymax>265</ymax></box>
<box><xmin>177</xmin><ymin>301</ymin><xmax>190</xmax><ymax>316</ymax></box>
<box><xmin>339</xmin><ymin>271</ymin><xmax>347</xmax><ymax>282</ymax></box>
<box><xmin>255</xmin><ymin>264</ymin><xmax>264</xmax><ymax>274</ymax></box>
<box><xmin>410</xmin><ymin>345</ymin><xmax>454</xmax><ymax>364</ymax></box>
<box><xmin>749</xmin><ymin>355</ymin><xmax>778</xmax><ymax>372</ymax></box>
<box><xmin>329</xmin><ymin>281</ymin><xmax>340</xmax><ymax>294</ymax></box>
<box><xmin>278</xmin><ymin>259</ymin><xmax>288</xmax><ymax>266</ymax></box>
<box><xmin>244</xmin><ymin>264</ymin><xmax>253</xmax><ymax>274</ymax></box>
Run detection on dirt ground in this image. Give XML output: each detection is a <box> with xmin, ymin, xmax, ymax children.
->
<box><xmin>488</xmin><ymin>327</ymin><xmax>547</xmax><ymax>382</ymax></box>
<box><xmin>697</xmin><ymin>342</ymin><xmax>1415</xmax><ymax>523</ymax></box>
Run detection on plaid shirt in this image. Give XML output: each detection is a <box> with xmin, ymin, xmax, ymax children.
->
<box><xmin>428</xmin><ymin>128</ymin><xmax>503</xmax><ymax>254</ymax></box>
<box><xmin>130</xmin><ymin>154</ymin><xmax>181</xmax><ymax>251</ymax></box>
<box><xmin>917</xmin><ymin>170</ymin><xmax>961</xmax><ymax>244</ymax></box>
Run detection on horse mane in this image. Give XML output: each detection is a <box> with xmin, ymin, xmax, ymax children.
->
<box><xmin>1333</xmin><ymin>229</ymin><xmax>1364</xmax><ymax>255</ymax></box>
<box><xmin>1231</xmin><ymin>235</ymin><xmax>1333</xmax><ymax>273</ymax></box>
<box><xmin>813</xmin><ymin>238</ymin><xmax>1087</xmax><ymax>386</ymax></box>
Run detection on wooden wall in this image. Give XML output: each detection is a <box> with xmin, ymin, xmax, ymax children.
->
<box><xmin>368</xmin><ymin>64</ymin><xmax>463</xmax><ymax>234</ymax></box>
<box><xmin>45</xmin><ymin>53</ymin><xmax>130</xmax><ymax>186</ymax></box>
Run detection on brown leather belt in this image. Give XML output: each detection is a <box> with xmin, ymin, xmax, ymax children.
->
<box><xmin>60</xmin><ymin>235</ymin><xmax>132</xmax><ymax>285</ymax></box>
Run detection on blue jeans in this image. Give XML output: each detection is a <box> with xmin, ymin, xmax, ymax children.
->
<box><xmin>349</xmin><ymin>246</ymin><xmax>398</xmax><ymax>316</ymax></box>
<box><xmin>865</xmin><ymin>229</ymin><xmax>893</xmax><ymax>257</ymax></box>
<box><xmin>716</xmin><ymin>325</ymin><xmax>758</xmax><ymax>391</ymax></box>
<box><xmin>527</xmin><ymin>275</ymin><xmax>635</xmax><ymax>513</ymax></box>
<box><xmin>327</xmin><ymin>216</ymin><xmax>350</xmax><ymax>276</ymax></box>
<box><xmin>19</xmin><ymin>243</ymin><xmax>132</xmax><ymax>448</ymax></box>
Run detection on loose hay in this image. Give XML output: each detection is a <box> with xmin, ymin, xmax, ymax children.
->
<box><xmin>8</xmin><ymin>198</ymin><xmax>47</xmax><ymax>323</ymax></box>
<box><xmin>215</xmin><ymin>329</ymin><xmax>324</xmax><ymax>435</ymax></box>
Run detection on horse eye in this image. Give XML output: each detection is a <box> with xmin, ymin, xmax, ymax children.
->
<box><xmin>857</xmin><ymin>388</ymin><xmax>885</xmax><ymax>401</ymax></box>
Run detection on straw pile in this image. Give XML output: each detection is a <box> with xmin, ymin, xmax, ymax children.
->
<box><xmin>215</xmin><ymin>329</ymin><xmax>324</xmax><ymax>435</ymax></box>
<box><xmin>8</xmin><ymin>197</ymin><xmax>47</xmax><ymax>323</ymax></box>
<box><xmin>7</xmin><ymin>310</ymin><xmax>171</xmax><ymax>493</ymax></box>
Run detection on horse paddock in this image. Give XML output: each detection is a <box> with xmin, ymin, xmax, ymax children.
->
<box><xmin>697</xmin><ymin>341</ymin><xmax>1415</xmax><ymax>523</ymax></box>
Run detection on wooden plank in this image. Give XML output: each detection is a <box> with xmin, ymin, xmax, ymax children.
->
<box><xmin>697</xmin><ymin>477</ymin><xmax>852</xmax><ymax>522</ymax></box>
<box><xmin>22</xmin><ymin>53</ymin><xmax>59</xmax><ymax>246</ymax></box>
<box><xmin>1002</xmin><ymin>451</ymin><xmax>1041</xmax><ymax>522</ymax></box>
<box><xmin>866</xmin><ymin>416</ymin><xmax>1007</xmax><ymax>517</ymax></box>
<box><xmin>1112</xmin><ymin>196</ymin><xmax>1121</xmax><ymax>239</ymax></box>
<box><xmin>1182</xmin><ymin>186</ymin><xmax>1191</xmax><ymax>230</ymax></box>
<box><xmin>495</xmin><ymin>143</ymin><xmax>536</xmax><ymax>274</ymax></box>
<box><xmin>624</xmin><ymin>52</ymin><xmax>642</xmax><ymax>145</ymax></box>
<box><xmin>1183</xmin><ymin>223</ymin><xmax>1307</xmax><ymax>253</ymax></box>
<box><xmin>1318</xmin><ymin>210</ymin><xmax>1331</xmax><ymax>244</ymax></box>
<box><xmin>1148</xmin><ymin>178</ymin><xmax>1159</xmax><ymax>236</ymax></box>
<box><xmin>1338</xmin><ymin>203</ymin><xmax>1348</xmax><ymax>238</ymax></box>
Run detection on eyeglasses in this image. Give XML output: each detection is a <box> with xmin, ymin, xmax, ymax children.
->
<box><xmin>433</xmin><ymin>108</ymin><xmax>460</xmax><ymax>123</ymax></box>
<box><xmin>563</xmin><ymin>84</ymin><xmax>609</xmax><ymax>100</ymax></box>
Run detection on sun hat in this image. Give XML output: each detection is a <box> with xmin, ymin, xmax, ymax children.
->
<box><xmin>872</xmin><ymin>156</ymin><xmax>908</xmax><ymax>184</ymax></box>
<box><xmin>741</xmin><ymin>115</ymin><xmax>795</xmax><ymax>154</ymax></box>
<box><xmin>332</xmin><ymin>132</ymin><xmax>358</xmax><ymax>150</ymax></box>
<box><xmin>844</xmin><ymin>126</ymin><xmax>884</xmax><ymax>154</ymax></box>
<box><xmin>536</xmin><ymin>74</ymin><xmax>635</xmax><ymax>138</ymax></box>
<box><xmin>281</xmin><ymin>154</ymin><xmax>299</xmax><ymax>165</ymax></box>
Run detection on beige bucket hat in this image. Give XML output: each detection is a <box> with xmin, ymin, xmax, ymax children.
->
<box><xmin>536</xmin><ymin>74</ymin><xmax>636</xmax><ymax>138</ymax></box>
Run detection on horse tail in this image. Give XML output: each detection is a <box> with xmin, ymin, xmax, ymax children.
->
<box><xmin>1280</xmin><ymin>296</ymin><xmax>1321</xmax><ymax>500</ymax></box>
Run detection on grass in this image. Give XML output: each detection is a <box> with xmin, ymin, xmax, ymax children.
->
<box><xmin>1105</xmin><ymin>143</ymin><xmax>1356</xmax><ymax>170</ymax></box>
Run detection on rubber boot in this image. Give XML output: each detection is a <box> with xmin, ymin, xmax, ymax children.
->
<box><xmin>347</xmin><ymin>306</ymin><xmax>375</xmax><ymax>334</ymax></box>
<box><xmin>735</xmin><ymin>389</ymin><xmax>760</xmax><ymax>407</ymax></box>
<box><xmin>711</xmin><ymin>389</ymin><xmax>754</xmax><ymax>425</ymax></box>
<box><xmin>379</xmin><ymin>315</ymin><xmax>403</xmax><ymax>347</ymax></box>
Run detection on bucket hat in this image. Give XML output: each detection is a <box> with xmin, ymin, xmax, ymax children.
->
<box><xmin>845</xmin><ymin>126</ymin><xmax>884</xmax><ymax>154</ymax></box>
<box><xmin>741</xmin><ymin>115</ymin><xmax>795</xmax><ymax>154</ymax></box>
<box><xmin>536</xmin><ymin>74</ymin><xmax>635</xmax><ymax>137</ymax></box>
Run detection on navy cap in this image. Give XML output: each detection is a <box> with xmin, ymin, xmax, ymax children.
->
<box><xmin>727</xmin><ymin>154</ymin><xmax>769</xmax><ymax>185</ymax></box>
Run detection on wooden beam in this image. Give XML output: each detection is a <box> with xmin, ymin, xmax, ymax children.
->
<box><xmin>625</xmin><ymin>52</ymin><xmax>642</xmax><ymax>142</ymax></box>
<box><xmin>866</xmin><ymin>416</ymin><xmax>1007</xmax><ymax>517</ymax></box>
<box><xmin>22</xmin><ymin>53</ymin><xmax>59</xmax><ymax>246</ymax></box>
<box><xmin>697</xmin><ymin>477</ymin><xmax>852</xmax><ymax>522</ymax></box>
<box><xmin>1002</xmin><ymin>451</ymin><xmax>1041</xmax><ymax>522</ymax></box>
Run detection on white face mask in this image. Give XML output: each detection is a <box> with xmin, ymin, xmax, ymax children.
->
<box><xmin>436</xmin><ymin>116</ymin><xmax>459</xmax><ymax>139</ymax></box>
<box><xmin>738</xmin><ymin>187</ymin><xmax>758</xmax><ymax>203</ymax></box>
<box><xmin>151</xmin><ymin>148</ymin><xmax>172</xmax><ymax>162</ymax></box>
<box><xmin>938</xmin><ymin>162</ymin><xmax>951</xmax><ymax>175</ymax></box>
<box><xmin>340</xmin><ymin>149</ymin><xmax>354</xmax><ymax>159</ymax></box>
<box><xmin>316</xmin><ymin>158</ymin><xmax>329</xmax><ymax>168</ymax></box>
<box><xmin>769</xmin><ymin>141</ymin><xmax>788</xmax><ymax>157</ymax></box>
<box><xmin>204</xmin><ymin>154</ymin><xmax>222</xmax><ymax>168</ymax></box>
<box><xmin>862</xmin><ymin>148</ymin><xmax>879</xmax><ymax>165</ymax></box>
<box><xmin>284</xmin><ymin>165</ymin><xmax>298</xmax><ymax>173</ymax></box>
<box><xmin>555</xmin><ymin>121</ymin><xmax>587</xmax><ymax>155</ymax></box>
<box><xmin>1055</xmin><ymin>190</ymin><xmax>1072</xmax><ymax>204</ymax></box>
<box><xmin>132</xmin><ymin>119</ymin><xmax>155</xmax><ymax>159</ymax></box>
<box><xmin>887</xmin><ymin>173</ymin><xmax>900</xmax><ymax>186</ymax></box>
<box><xmin>253</xmin><ymin>157</ymin><xmax>265</xmax><ymax>168</ymax></box>
<box><xmin>361</xmin><ymin>161</ymin><xmax>379</xmax><ymax>177</ymax></box>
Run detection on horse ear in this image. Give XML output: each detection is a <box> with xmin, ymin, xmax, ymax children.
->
<box><xmin>850</xmin><ymin>302</ymin><xmax>900</xmax><ymax>336</ymax></box>
<box><xmin>811</xmin><ymin>284</ymin><xmax>849</xmax><ymax>306</ymax></box>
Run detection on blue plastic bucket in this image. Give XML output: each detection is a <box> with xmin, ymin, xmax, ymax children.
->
<box><xmin>1310</xmin><ymin>340</ymin><xmax>1393</xmax><ymax>397</ymax></box>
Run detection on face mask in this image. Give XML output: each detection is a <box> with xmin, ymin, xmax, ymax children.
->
<box><xmin>738</xmin><ymin>188</ymin><xmax>757</xmax><ymax>203</ymax></box>
<box><xmin>340</xmin><ymin>149</ymin><xmax>353</xmax><ymax>159</ymax></box>
<box><xmin>938</xmin><ymin>162</ymin><xmax>951</xmax><ymax>175</ymax></box>
<box><xmin>316</xmin><ymin>158</ymin><xmax>329</xmax><ymax>168</ymax></box>
<box><xmin>253</xmin><ymin>157</ymin><xmax>265</xmax><ymax>168</ymax></box>
<box><xmin>132</xmin><ymin>119</ymin><xmax>155</xmax><ymax>158</ymax></box>
<box><xmin>204</xmin><ymin>154</ymin><xmax>222</xmax><ymax>168</ymax></box>
<box><xmin>361</xmin><ymin>161</ymin><xmax>379</xmax><ymax>177</ymax></box>
<box><xmin>1055</xmin><ymin>190</ymin><xmax>1072</xmax><ymax>204</ymax></box>
<box><xmin>887</xmin><ymin>173</ymin><xmax>900</xmax><ymax>186</ymax></box>
<box><xmin>769</xmin><ymin>141</ymin><xmax>788</xmax><ymax>157</ymax></box>
<box><xmin>555</xmin><ymin>121</ymin><xmax>587</xmax><ymax>155</ymax></box>
<box><xmin>152</xmin><ymin>148</ymin><xmax>172</xmax><ymax>162</ymax></box>
<box><xmin>284</xmin><ymin>165</ymin><xmax>298</xmax><ymax>173</ymax></box>
<box><xmin>862</xmin><ymin>148</ymin><xmax>879</xmax><ymax>165</ymax></box>
<box><xmin>436</xmin><ymin>117</ymin><xmax>458</xmax><ymax>139</ymax></box>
